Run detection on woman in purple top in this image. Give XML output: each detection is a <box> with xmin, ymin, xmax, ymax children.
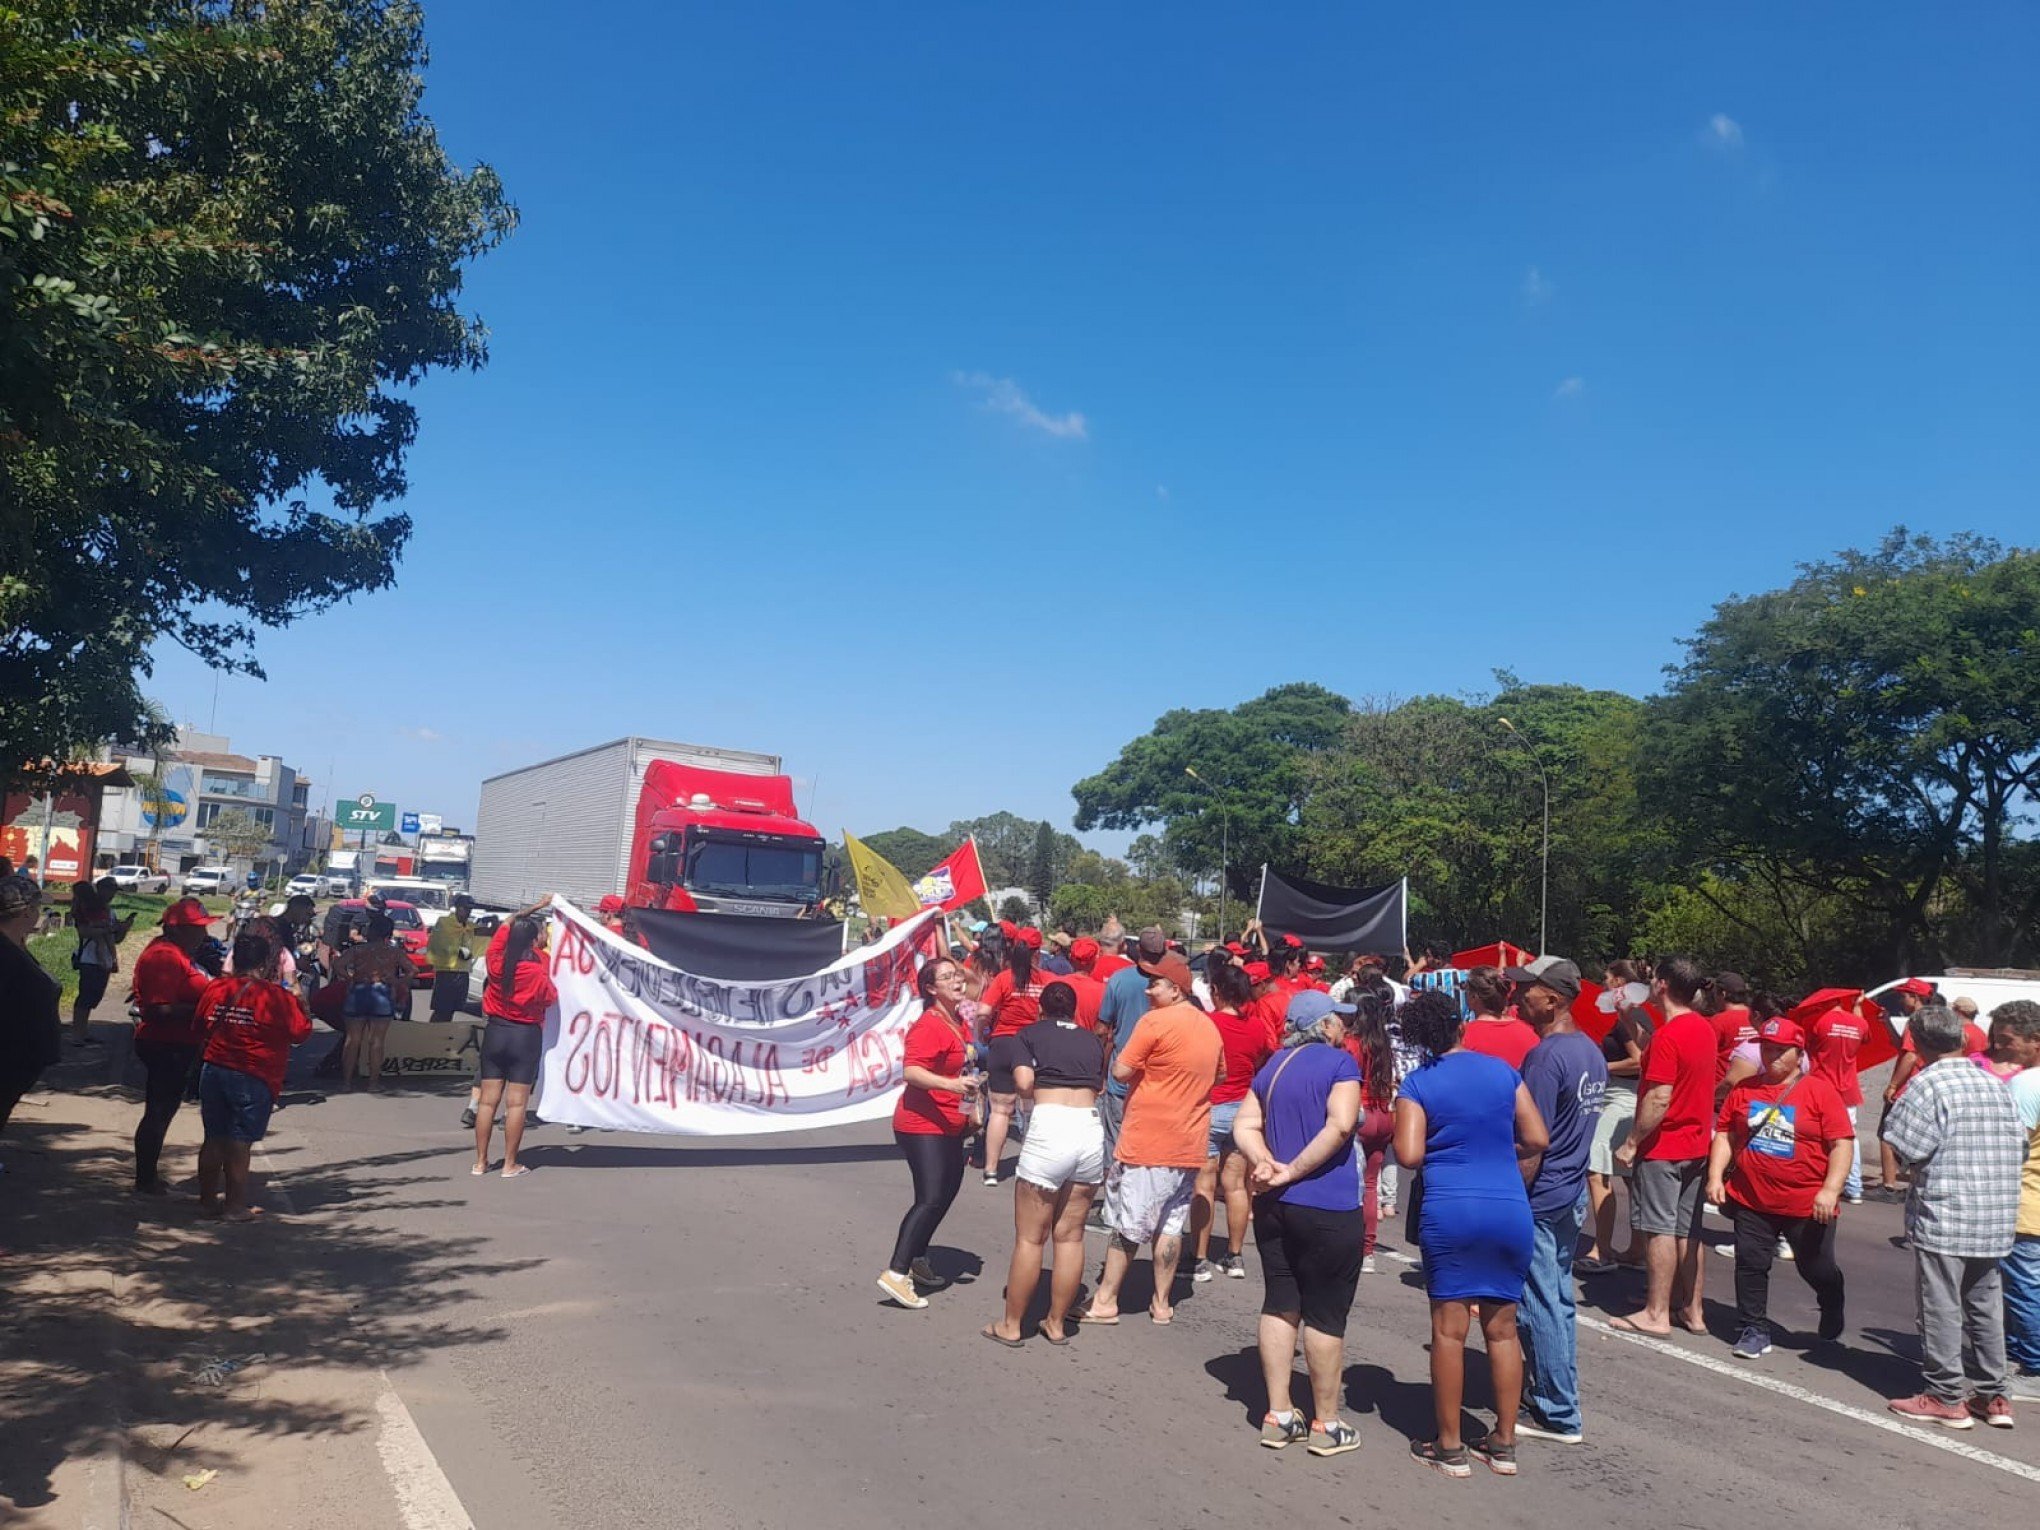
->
<box><xmin>1232</xmin><ymin>990</ymin><xmax>1364</xmax><ymax>1458</ymax></box>
<box><xmin>1394</xmin><ymin>990</ymin><xmax>1548</xmax><ymax>1480</ymax></box>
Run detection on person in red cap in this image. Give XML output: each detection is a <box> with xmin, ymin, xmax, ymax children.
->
<box><xmin>1059</xmin><ymin>937</ymin><xmax>1106</xmax><ymax>1029</ymax></box>
<box><xmin>1705</xmin><ymin>1016</ymin><xmax>1853</xmax><ymax>1359</ymax></box>
<box><xmin>595</xmin><ymin>893</ymin><xmax>626</xmax><ymax>935</ymax></box>
<box><xmin>129</xmin><ymin>898</ymin><xmax>219</xmax><ymax>1195</ymax></box>
<box><xmin>1302</xmin><ymin>954</ymin><xmax>1330</xmax><ymax>993</ymax></box>
<box><xmin>977</xmin><ymin>926</ymin><xmax>1051</xmax><ymax>1186</ymax></box>
<box><xmin>1242</xmin><ymin>960</ymin><xmax>1286</xmax><ymax>1050</ymax></box>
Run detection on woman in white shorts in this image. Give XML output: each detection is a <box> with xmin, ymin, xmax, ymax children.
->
<box><xmin>983</xmin><ymin>981</ymin><xmax>1107</xmax><ymax>1347</ymax></box>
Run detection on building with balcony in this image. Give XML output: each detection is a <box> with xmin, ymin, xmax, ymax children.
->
<box><xmin>96</xmin><ymin>729</ymin><xmax>325</xmax><ymax>875</ymax></box>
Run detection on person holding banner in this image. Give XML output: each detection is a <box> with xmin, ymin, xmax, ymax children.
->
<box><xmin>880</xmin><ymin>958</ymin><xmax>981</xmax><ymax>1309</ymax></box>
<box><xmin>472</xmin><ymin>912</ymin><xmax>556</xmax><ymax>1178</ymax></box>
<box><xmin>984</xmin><ymin>981</ymin><xmax>1109</xmax><ymax>1346</ymax></box>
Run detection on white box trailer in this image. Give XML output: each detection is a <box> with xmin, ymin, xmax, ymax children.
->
<box><xmin>470</xmin><ymin>738</ymin><xmax>782</xmax><ymax>910</ymax></box>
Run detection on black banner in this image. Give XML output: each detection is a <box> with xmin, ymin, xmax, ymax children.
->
<box><xmin>1255</xmin><ymin>867</ymin><xmax>1405</xmax><ymax>954</ymax></box>
<box><xmin>629</xmin><ymin>909</ymin><xmax>849</xmax><ymax>982</ymax></box>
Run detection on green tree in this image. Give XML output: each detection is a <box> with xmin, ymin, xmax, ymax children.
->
<box><xmin>1643</xmin><ymin>530</ymin><xmax>2040</xmax><ymax>973</ymax></box>
<box><xmin>1072</xmin><ymin>682</ymin><xmax>1352</xmax><ymax>877</ymax></box>
<box><xmin>857</xmin><ymin>827</ymin><xmax>950</xmax><ymax>881</ymax></box>
<box><xmin>204</xmin><ymin>807</ymin><xmax>270</xmax><ymax>863</ymax></box>
<box><xmin>997</xmin><ymin>893</ymin><xmax>1032</xmax><ymax>924</ymax></box>
<box><xmin>1</xmin><ymin>0</ymin><xmax>515</xmax><ymax>765</ymax></box>
<box><xmin>1026</xmin><ymin>820</ymin><xmax>1057</xmax><ymax>909</ymax></box>
<box><xmin>947</xmin><ymin>812</ymin><xmax>1078</xmax><ymax>888</ymax></box>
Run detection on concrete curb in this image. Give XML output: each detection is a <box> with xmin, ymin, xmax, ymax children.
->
<box><xmin>77</xmin><ymin>1439</ymin><xmax>129</xmax><ymax>1530</ymax></box>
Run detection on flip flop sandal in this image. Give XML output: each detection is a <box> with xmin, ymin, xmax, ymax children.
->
<box><xmin>1074</xmin><ymin>1308</ymin><xmax>1120</xmax><ymax>1325</ymax></box>
<box><xmin>501</xmin><ymin>1165</ymin><xmax>534</xmax><ymax>1179</ymax></box>
<box><xmin>1039</xmin><ymin>1326</ymin><xmax>1071</xmax><ymax>1347</ymax></box>
<box><xmin>470</xmin><ymin>1164</ymin><xmax>488</xmax><ymax>1176</ymax></box>
<box><xmin>980</xmin><ymin>1325</ymin><xmax>1027</xmax><ymax>1349</ymax></box>
<box><xmin>1149</xmin><ymin>1308</ymin><xmax>1174</xmax><ymax>1325</ymax></box>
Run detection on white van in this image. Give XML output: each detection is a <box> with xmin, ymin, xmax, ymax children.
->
<box><xmin>1867</xmin><ymin>970</ymin><xmax>2040</xmax><ymax>1036</ymax></box>
<box><xmin>363</xmin><ymin>877</ymin><xmax>454</xmax><ymax>926</ymax></box>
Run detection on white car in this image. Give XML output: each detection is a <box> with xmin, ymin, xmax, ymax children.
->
<box><xmin>181</xmin><ymin>866</ymin><xmax>235</xmax><ymax>896</ymax></box>
<box><xmin>106</xmin><ymin>864</ymin><xmax>171</xmax><ymax>894</ymax></box>
<box><xmin>320</xmin><ymin>873</ymin><xmax>355</xmax><ymax>897</ymax></box>
<box><xmin>285</xmin><ymin>874</ymin><xmax>324</xmax><ymax>898</ymax></box>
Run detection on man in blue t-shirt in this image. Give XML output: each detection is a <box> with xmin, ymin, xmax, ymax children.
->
<box><xmin>1097</xmin><ymin>926</ymin><xmax>1168</xmax><ymax>1156</ymax></box>
<box><xmin>1508</xmin><ymin>955</ymin><xmax>1607</xmax><ymax>1446</ymax></box>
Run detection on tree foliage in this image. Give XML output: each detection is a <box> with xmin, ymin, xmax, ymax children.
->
<box><xmin>0</xmin><ymin>0</ymin><xmax>515</xmax><ymax>764</ymax></box>
<box><xmin>1642</xmin><ymin>530</ymin><xmax>2040</xmax><ymax>973</ymax></box>
<box><xmin>1071</xmin><ymin>682</ymin><xmax>1352</xmax><ymax>879</ymax></box>
<box><xmin>203</xmin><ymin>806</ymin><xmax>269</xmax><ymax>861</ymax></box>
<box><xmin>856</xmin><ymin>826</ymin><xmax>949</xmax><ymax>882</ymax></box>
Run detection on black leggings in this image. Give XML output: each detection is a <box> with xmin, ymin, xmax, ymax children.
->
<box><xmin>134</xmin><ymin>1040</ymin><xmax>198</xmax><ymax>1189</ymax></box>
<box><xmin>889</xmin><ymin>1130</ymin><xmax>966</xmax><ymax>1274</ymax></box>
<box><xmin>1732</xmin><ymin>1202</ymin><xmax>1844</xmax><ymax>1331</ymax></box>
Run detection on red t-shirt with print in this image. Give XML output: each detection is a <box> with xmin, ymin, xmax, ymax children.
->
<box><xmin>199</xmin><ymin>976</ymin><xmax>314</xmax><ymax>1099</ymax></box>
<box><xmin>132</xmin><ymin>938</ymin><xmax>214</xmax><ymax>1047</ymax></box>
<box><xmin>1716</xmin><ymin>1072</ymin><xmax>1854</xmax><ymax>1219</ymax></box>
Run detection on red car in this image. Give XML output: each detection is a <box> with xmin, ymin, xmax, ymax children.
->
<box><xmin>326</xmin><ymin>898</ymin><xmax>435</xmax><ymax>986</ymax></box>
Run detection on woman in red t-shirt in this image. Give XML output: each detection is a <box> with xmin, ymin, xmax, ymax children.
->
<box><xmin>975</xmin><ymin>930</ymin><xmax>1048</xmax><ymax>1187</ymax></box>
<box><xmin>1191</xmin><ymin>960</ymin><xmax>1272</xmax><ymax>1280</ymax></box>
<box><xmin>473</xmin><ymin>914</ymin><xmax>558</xmax><ymax>1179</ymax></box>
<box><xmin>877</xmin><ymin>958</ymin><xmax>980</xmax><ymax>1309</ymax></box>
<box><xmin>1345</xmin><ymin>987</ymin><xmax>1402</xmax><ymax>1271</ymax></box>
<box><xmin>1704</xmin><ymin>1016</ymin><xmax>1852</xmax><ymax>1359</ymax></box>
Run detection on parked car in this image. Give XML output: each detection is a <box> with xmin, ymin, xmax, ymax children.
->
<box><xmin>320</xmin><ymin>873</ymin><xmax>355</xmax><ymax>897</ymax></box>
<box><xmin>180</xmin><ymin>865</ymin><xmax>235</xmax><ymax>896</ymax></box>
<box><xmin>106</xmin><ymin>864</ymin><xmax>171</xmax><ymax>894</ymax></box>
<box><xmin>285</xmin><ymin>873</ymin><xmax>324</xmax><ymax>898</ymax></box>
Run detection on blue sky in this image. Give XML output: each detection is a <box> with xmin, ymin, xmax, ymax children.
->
<box><xmin>145</xmin><ymin>2</ymin><xmax>2039</xmax><ymax>844</ymax></box>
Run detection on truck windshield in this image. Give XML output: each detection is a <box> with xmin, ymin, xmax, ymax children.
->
<box><xmin>685</xmin><ymin>835</ymin><xmax>823</xmax><ymax>900</ymax></box>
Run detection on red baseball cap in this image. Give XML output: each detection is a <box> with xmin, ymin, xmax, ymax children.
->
<box><xmin>998</xmin><ymin>920</ymin><xmax>1019</xmax><ymax>941</ymax></box>
<box><xmin>159</xmin><ymin>897</ymin><xmax>213</xmax><ymax>928</ymax></box>
<box><xmin>596</xmin><ymin>894</ymin><xmax>625</xmax><ymax>915</ymax></box>
<box><xmin>1758</xmin><ymin>1016</ymin><xmax>1806</xmax><ymax>1048</ymax></box>
<box><xmin>1017</xmin><ymin>927</ymin><xmax>1043</xmax><ymax>951</ymax></box>
<box><xmin>1069</xmin><ymin>936</ymin><xmax>1099</xmax><ymax>962</ymax></box>
<box><xmin>1895</xmin><ymin>977</ymin><xmax>1934</xmax><ymax>998</ymax></box>
<box><xmin>1279</xmin><ymin>933</ymin><xmax>1304</xmax><ymax>949</ymax></box>
<box><xmin>1243</xmin><ymin>960</ymin><xmax>1272</xmax><ymax>985</ymax></box>
<box><xmin>1223</xmin><ymin>941</ymin><xmax>1247</xmax><ymax>956</ymax></box>
<box><xmin>1305</xmin><ymin>954</ymin><xmax>1325</xmax><ymax>972</ymax></box>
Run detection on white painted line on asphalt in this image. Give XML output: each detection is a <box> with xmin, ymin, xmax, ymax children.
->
<box><xmin>376</xmin><ymin>1375</ymin><xmax>477</xmax><ymax>1530</ymax></box>
<box><xmin>253</xmin><ymin>1143</ymin><xmax>476</xmax><ymax>1528</ymax></box>
<box><xmin>1584</xmin><ymin>1318</ymin><xmax>2040</xmax><ymax>1483</ymax></box>
<box><xmin>1370</xmin><ymin>1245</ymin><xmax>2039</xmax><ymax>1483</ymax></box>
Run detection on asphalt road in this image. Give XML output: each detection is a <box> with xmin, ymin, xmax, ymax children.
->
<box><xmin>258</xmin><ymin>1043</ymin><xmax>2036</xmax><ymax>1530</ymax></box>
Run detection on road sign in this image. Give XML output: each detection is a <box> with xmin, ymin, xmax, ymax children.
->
<box><xmin>340</xmin><ymin>793</ymin><xmax>397</xmax><ymax>833</ymax></box>
<box><xmin>400</xmin><ymin>811</ymin><xmax>421</xmax><ymax>834</ymax></box>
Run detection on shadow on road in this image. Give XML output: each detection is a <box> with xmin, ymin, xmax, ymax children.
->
<box><xmin>0</xmin><ymin>1093</ymin><xmax>536</xmax><ymax>1513</ymax></box>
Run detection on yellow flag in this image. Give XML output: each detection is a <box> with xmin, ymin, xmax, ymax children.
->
<box><xmin>843</xmin><ymin>831</ymin><xmax>923</xmax><ymax>921</ymax></box>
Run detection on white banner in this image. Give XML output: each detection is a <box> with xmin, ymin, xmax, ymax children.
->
<box><xmin>535</xmin><ymin>899</ymin><xmax>938</xmax><ymax>1136</ymax></box>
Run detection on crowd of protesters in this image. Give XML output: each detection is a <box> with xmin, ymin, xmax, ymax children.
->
<box><xmin>876</xmin><ymin>916</ymin><xmax>2040</xmax><ymax>1473</ymax></box>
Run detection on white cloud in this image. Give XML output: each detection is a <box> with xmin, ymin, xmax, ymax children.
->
<box><xmin>1706</xmin><ymin>113</ymin><xmax>1744</xmax><ymax>149</ymax></box>
<box><xmin>952</xmin><ymin>371</ymin><xmax>1088</xmax><ymax>440</ymax></box>
<box><xmin>1521</xmin><ymin>266</ymin><xmax>1555</xmax><ymax>305</ymax></box>
<box><xmin>1553</xmin><ymin>376</ymin><xmax>1587</xmax><ymax>400</ymax></box>
<box><xmin>400</xmin><ymin>726</ymin><xmax>443</xmax><ymax>743</ymax></box>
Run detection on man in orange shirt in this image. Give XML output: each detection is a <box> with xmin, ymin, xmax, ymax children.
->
<box><xmin>1080</xmin><ymin>951</ymin><xmax>1225</xmax><ymax>1325</ymax></box>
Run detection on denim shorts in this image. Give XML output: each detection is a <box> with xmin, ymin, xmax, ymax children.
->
<box><xmin>199</xmin><ymin>1063</ymin><xmax>275</xmax><ymax>1143</ymax></box>
<box><xmin>1207</xmin><ymin>1098</ymin><xmax>1241</xmax><ymax>1158</ymax></box>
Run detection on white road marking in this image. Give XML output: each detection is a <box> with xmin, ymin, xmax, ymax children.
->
<box><xmin>255</xmin><ymin>1143</ymin><xmax>477</xmax><ymax>1527</ymax></box>
<box><xmin>376</xmin><ymin>1375</ymin><xmax>477</xmax><ymax>1530</ymax></box>
<box><xmin>1371</xmin><ymin>1246</ymin><xmax>2040</xmax><ymax>1482</ymax></box>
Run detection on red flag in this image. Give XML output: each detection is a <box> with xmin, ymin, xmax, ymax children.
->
<box><xmin>911</xmin><ymin>838</ymin><xmax>987</xmax><ymax>913</ymax></box>
<box><xmin>1451</xmin><ymin>941</ymin><xmax>1536</xmax><ymax>971</ymax></box>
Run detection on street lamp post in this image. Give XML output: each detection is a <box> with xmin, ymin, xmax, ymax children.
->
<box><xmin>1184</xmin><ymin>766</ymin><xmax>1227</xmax><ymax>940</ymax></box>
<box><xmin>1497</xmin><ymin>718</ymin><xmax>1551</xmax><ymax>953</ymax></box>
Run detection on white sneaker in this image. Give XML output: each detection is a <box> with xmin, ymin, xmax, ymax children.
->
<box><xmin>1361</xmin><ymin>1255</ymin><xmax>1378</xmax><ymax>1274</ymax></box>
<box><xmin>876</xmin><ymin>1270</ymin><xmax>928</xmax><ymax>1309</ymax></box>
<box><xmin>1777</xmin><ymin>1237</ymin><xmax>1795</xmax><ymax>1262</ymax></box>
<box><xmin>1712</xmin><ymin>1242</ymin><xmax>1736</xmax><ymax>1258</ymax></box>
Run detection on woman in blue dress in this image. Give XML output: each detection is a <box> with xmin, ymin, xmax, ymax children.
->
<box><xmin>1393</xmin><ymin>989</ymin><xmax>1548</xmax><ymax>1479</ymax></box>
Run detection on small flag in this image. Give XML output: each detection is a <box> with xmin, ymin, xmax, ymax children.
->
<box><xmin>913</xmin><ymin>837</ymin><xmax>989</xmax><ymax>912</ymax></box>
<box><xmin>843</xmin><ymin>831</ymin><xmax>923</xmax><ymax>921</ymax></box>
